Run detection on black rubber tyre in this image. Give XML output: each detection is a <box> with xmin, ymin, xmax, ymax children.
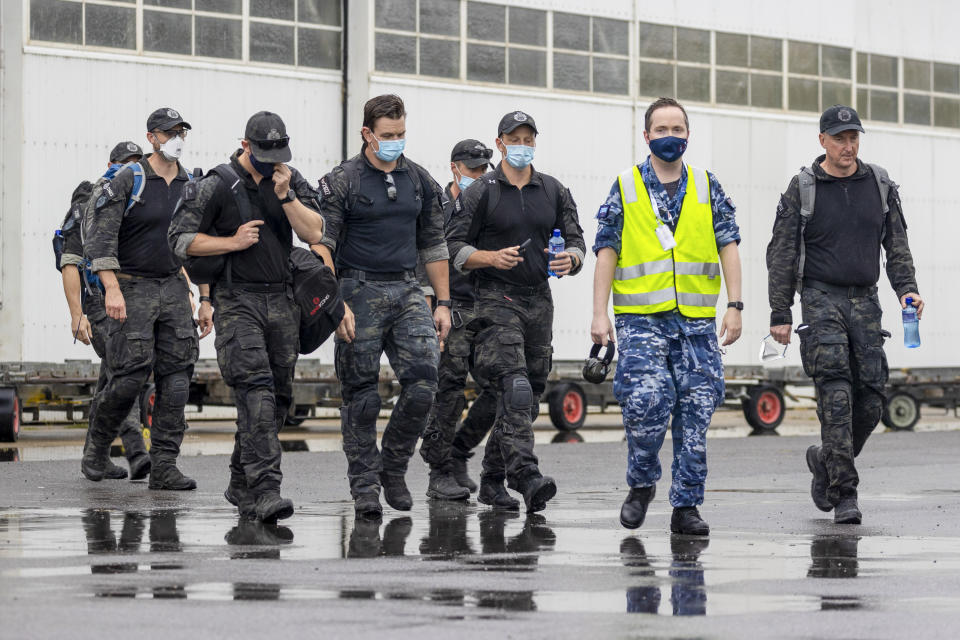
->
<box><xmin>0</xmin><ymin>388</ymin><xmax>21</xmax><ymax>443</ymax></box>
<box><xmin>881</xmin><ymin>391</ymin><xmax>920</xmax><ymax>431</ymax></box>
<box><xmin>743</xmin><ymin>386</ymin><xmax>785</xmax><ymax>432</ymax></box>
<box><xmin>548</xmin><ymin>383</ymin><xmax>587</xmax><ymax>431</ymax></box>
<box><xmin>140</xmin><ymin>383</ymin><xmax>156</xmax><ymax>431</ymax></box>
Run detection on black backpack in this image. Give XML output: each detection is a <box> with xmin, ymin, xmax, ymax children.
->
<box><xmin>289</xmin><ymin>247</ymin><xmax>345</xmax><ymax>354</ymax></box>
<box><xmin>181</xmin><ymin>164</ymin><xmax>245</xmax><ymax>285</ymax></box>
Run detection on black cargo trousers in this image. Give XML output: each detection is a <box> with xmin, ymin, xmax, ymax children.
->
<box><xmin>213</xmin><ymin>284</ymin><xmax>300</xmax><ymax>496</ymax></box>
<box><xmin>87</xmin><ymin>272</ymin><xmax>198</xmax><ymax>468</ymax></box>
<box><xmin>797</xmin><ymin>282</ymin><xmax>889</xmax><ymax>505</ymax></box>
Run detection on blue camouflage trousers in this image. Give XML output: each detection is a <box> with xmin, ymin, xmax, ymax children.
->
<box><xmin>613</xmin><ymin>314</ymin><xmax>725</xmax><ymax>507</ymax></box>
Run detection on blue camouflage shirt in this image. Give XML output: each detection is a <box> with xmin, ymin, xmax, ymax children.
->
<box><xmin>594</xmin><ymin>157</ymin><xmax>741</xmax><ymax>337</ymax></box>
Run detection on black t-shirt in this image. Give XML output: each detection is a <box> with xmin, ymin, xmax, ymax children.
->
<box><xmin>198</xmin><ymin>155</ymin><xmax>294</xmax><ymax>283</ymax></box>
<box><xmin>118</xmin><ymin>171</ymin><xmax>185</xmax><ymax>277</ymax></box>
<box><xmin>474</xmin><ymin>173</ymin><xmax>558</xmax><ymax>287</ymax></box>
<box><xmin>804</xmin><ymin>168</ymin><xmax>884</xmax><ymax>287</ymax></box>
<box><xmin>336</xmin><ymin>163</ymin><xmax>422</xmax><ymax>273</ymax></box>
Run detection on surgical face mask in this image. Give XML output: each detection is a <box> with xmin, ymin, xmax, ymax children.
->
<box><xmin>249</xmin><ymin>153</ymin><xmax>275</xmax><ymax>178</ymax></box>
<box><xmin>373</xmin><ymin>134</ymin><xmax>405</xmax><ymax>162</ymax></box>
<box><xmin>504</xmin><ymin>144</ymin><xmax>535</xmax><ymax>169</ymax></box>
<box><xmin>454</xmin><ymin>167</ymin><xmax>476</xmax><ymax>191</ymax></box>
<box><xmin>156</xmin><ymin>134</ymin><xmax>184</xmax><ymax>162</ymax></box>
<box><xmin>648</xmin><ymin>135</ymin><xmax>687</xmax><ymax>163</ymax></box>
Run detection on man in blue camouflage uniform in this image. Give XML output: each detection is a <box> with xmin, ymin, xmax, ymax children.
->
<box><xmin>591</xmin><ymin>98</ymin><xmax>743</xmax><ymax>535</ymax></box>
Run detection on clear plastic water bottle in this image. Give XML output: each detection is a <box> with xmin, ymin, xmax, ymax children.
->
<box><xmin>902</xmin><ymin>296</ymin><xmax>920</xmax><ymax>348</ymax></box>
<box><xmin>547</xmin><ymin>229</ymin><xmax>565</xmax><ymax>278</ymax></box>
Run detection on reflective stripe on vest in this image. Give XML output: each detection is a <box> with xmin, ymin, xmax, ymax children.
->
<box><xmin>613</xmin><ymin>164</ymin><xmax>720</xmax><ymax>318</ymax></box>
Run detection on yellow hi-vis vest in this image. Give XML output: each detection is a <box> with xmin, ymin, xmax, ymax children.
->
<box><xmin>612</xmin><ymin>164</ymin><xmax>720</xmax><ymax>317</ymax></box>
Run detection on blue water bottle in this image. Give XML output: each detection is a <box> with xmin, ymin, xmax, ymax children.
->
<box><xmin>547</xmin><ymin>229</ymin><xmax>565</xmax><ymax>278</ymax></box>
<box><xmin>902</xmin><ymin>297</ymin><xmax>920</xmax><ymax>348</ymax></box>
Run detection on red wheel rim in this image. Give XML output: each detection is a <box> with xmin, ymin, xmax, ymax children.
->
<box><xmin>13</xmin><ymin>397</ymin><xmax>19</xmax><ymax>436</ymax></box>
<box><xmin>146</xmin><ymin>392</ymin><xmax>156</xmax><ymax>428</ymax></box>
<box><xmin>563</xmin><ymin>390</ymin><xmax>584</xmax><ymax>424</ymax></box>
<box><xmin>756</xmin><ymin>391</ymin><xmax>782</xmax><ymax>425</ymax></box>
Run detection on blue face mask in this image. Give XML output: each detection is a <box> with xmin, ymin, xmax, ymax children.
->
<box><xmin>250</xmin><ymin>153</ymin><xmax>275</xmax><ymax>178</ymax></box>
<box><xmin>504</xmin><ymin>144</ymin><xmax>535</xmax><ymax>169</ymax></box>
<box><xmin>648</xmin><ymin>136</ymin><xmax>688</xmax><ymax>163</ymax></box>
<box><xmin>458</xmin><ymin>176</ymin><xmax>475</xmax><ymax>191</ymax></box>
<box><xmin>373</xmin><ymin>135</ymin><xmax>405</xmax><ymax>162</ymax></box>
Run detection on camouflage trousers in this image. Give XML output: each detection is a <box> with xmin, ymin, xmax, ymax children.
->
<box><xmin>471</xmin><ymin>282</ymin><xmax>553</xmax><ymax>492</ymax></box>
<box><xmin>798</xmin><ymin>286</ymin><xmax>889</xmax><ymax>505</ymax></box>
<box><xmin>213</xmin><ymin>287</ymin><xmax>299</xmax><ymax>495</ymax></box>
<box><xmin>335</xmin><ymin>276</ymin><xmax>439</xmax><ymax>498</ymax></box>
<box><xmin>613</xmin><ymin>314</ymin><xmax>725</xmax><ymax>508</ymax></box>
<box><xmin>87</xmin><ymin>272</ymin><xmax>197</xmax><ymax>467</ymax></box>
<box><xmin>419</xmin><ymin>301</ymin><xmax>497</xmax><ymax>472</ymax></box>
<box><xmin>85</xmin><ymin>290</ymin><xmax>147</xmax><ymax>462</ymax></box>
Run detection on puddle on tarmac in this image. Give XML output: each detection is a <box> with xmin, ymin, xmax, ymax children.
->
<box><xmin>3</xmin><ymin>502</ymin><xmax>959</xmax><ymax>618</ymax></box>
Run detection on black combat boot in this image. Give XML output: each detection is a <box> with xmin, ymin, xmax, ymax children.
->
<box><xmin>224</xmin><ymin>478</ymin><xmax>257</xmax><ymax>519</ymax></box>
<box><xmin>381</xmin><ymin>473</ymin><xmax>413</xmax><ymax>511</ymax></box>
<box><xmin>103</xmin><ymin>458</ymin><xmax>129</xmax><ymax>480</ymax></box>
<box><xmin>806</xmin><ymin>445</ymin><xmax>833</xmax><ymax>512</ymax></box>
<box><xmin>522</xmin><ymin>475</ymin><xmax>557</xmax><ymax>514</ymax></box>
<box><xmin>426</xmin><ymin>469</ymin><xmax>470</xmax><ymax>501</ymax></box>
<box><xmin>449</xmin><ymin>457</ymin><xmax>478</xmax><ymax>493</ymax></box>
<box><xmin>833</xmin><ymin>498</ymin><xmax>862</xmax><ymax>524</ymax></box>
<box><xmin>148</xmin><ymin>464</ymin><xmax>197</xmax><ymax>490</ymax></box>
<box><xmin>620</xmin><ymin>485</ymin><xmax>656</xmax><ymax>530</ymax></box>
<box><xmin>81</xmin><ymin>443</ymin><xmax>109</xmax><ymax>482</ymax></box>
<box><xmin>477</xmin><ymin>480</ymin><xmax>520</xmax><ymax>510</ymax></box>
<box><xmin>255</xmin><ymin>493</ymin><xmax>295</xmax><ymax>524</ymax></box>
<box><xmin>127</xmin><ymin>453</ymin><xmax>151</xmax><ymax>481</ymax></box>
<box><xmin>670</xmin><ymin>507</ymin><xmax>710</xmax><ymax>536</ymax></box>
<box><xmin>354</xmin><ymin>493</ymin><xmax>383</xmax><ymax>520</ymax></box>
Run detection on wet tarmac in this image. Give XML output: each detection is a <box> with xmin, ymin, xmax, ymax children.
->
<box><xmin>1</xmin><ymin>428</ymin><xmax>959</xmax><ymax>639</ymax></box>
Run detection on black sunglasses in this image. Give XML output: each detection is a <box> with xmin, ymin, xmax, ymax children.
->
<box><xmin>455</xmin><ymin>148</ymin><xmax>493</xmax><ymax>161</ymax></box>
<box><xmin>384</xmin><ymin>173</ymin><xmax>397</xmax><ymax>201</ymax></box>
<box><xmin>251</xmin><ymin>136</ymin><xmax>290</xmax><ymax>149</ymax></box>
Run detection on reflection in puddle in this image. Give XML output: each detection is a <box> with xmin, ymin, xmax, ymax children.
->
<box><xmin>3</xmin><ymin>502</ymin><xmax>960</xmax><ymax>618</ymax></box>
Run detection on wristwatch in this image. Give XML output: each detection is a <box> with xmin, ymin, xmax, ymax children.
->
<box><xmin>727</xmin><ymin>301</ymin><xmax>744</xmax><ymax>311</ymax></box>
<box><xmin>436</xmin><ymin>299</ymin><xmax>453</xmax><ymax>308</ymax></box>
<box><xmin>199</xmin><ymin>296</ymin><xmax>212</xmax><ymax>304</ymax></box>
<box><xmin>279</xmin><ymin>189</ymin><xmax>296</xmax><ymax>204</ymax></box>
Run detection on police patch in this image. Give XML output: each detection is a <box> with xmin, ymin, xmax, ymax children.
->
<box><xmin>167</xmin><ymin>108</ymin><xmax>180</xmax><ymax>119</ymax></box>
<box><xmin>514</xmin><ymin>111</ymin><xmax>527</xmax><ymax>122</ymax></box>
<box><xmin>183</xmin><ymin>181</ymin><xmax>198</xmax><ymax>201</ymax></box>
<box><xmin>597</xmin><ymin>204</ymin><xmax>610</xmax><ymax>220</ymax></box>
<box><xmin>776</xmin><ymin>196</ymin><xmax>789</xmax><ymax>218</ymax></box>
<box><xmin>102</xmin><ymin>183</ymin><xmax>115</xmax><ymax>199</ymax></box>
<box><xmin>126</xmin><ymin>142</ymin><xmax>139</xmax><ymax>153</ymax></box>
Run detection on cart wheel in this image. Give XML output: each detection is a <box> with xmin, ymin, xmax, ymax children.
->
<box><xmin>551</xmin><ymin>430</ymin><xmax>585</xmax><ymax>444</ymax></box>
<box><xmin>140</xmin><ymin>383</ymin><xmax>156</xmax><ymax>430</ymax></box>
<box><xmin>0</xmin><ymin>388</ymin><xmax>22</xmax><ymax>443</ymax></box>
<box><xmin>881</xmin><ymin>392</ymin><xmax>920</xmax><ymax>431</ymax></box>
<box><xmin>284</xmin><ymin>404</ymin><xmax>312</xmax><ymax>427</ymax></box>
<box><xmin>548</xmin><ymin>383</ymin><xmax>587</xmax><ymax>431</ymax></box>
<box><xmin>744</xmin><ymin>386</ymin><xmax>785</xmax><ymax>432</ymax></box>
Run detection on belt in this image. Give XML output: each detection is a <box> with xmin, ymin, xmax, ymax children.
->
<box><xmin>116</xmin><ymin>271</ymin><xmax>177</xmax><ymax>280</ymax></box>
<box><xmin>803</xmin><ymin>278</ymin><xmax>877</xmax><ymax>298</ymax></box>
<box><xmin>339</xmin><ymin>268</ymin><xmax>415</xmax><ymax>282</ymax></box>
<box><xmin>476</xmin><ymin>278</ymin><xmax>549</xmax><ymax>296</ymax></box>
<box><xmin>225</xmin><ymin>281</ymin><xmax>287</xmax><ymax>293</ymax></box>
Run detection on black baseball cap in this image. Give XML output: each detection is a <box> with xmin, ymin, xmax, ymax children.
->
<box><xmin>820</xmin><ymin>105</ymin><xmax>865</xmax><ymax>135</ymax></box>
<box><xmin>451</xmin><ymin>139</ymin><xmax>493</xmax><ymax>168</ymax></box>
<box><xmin>497</xmin><ymin>110</ymin><xmax>538</xmax><ymax>137</ymax></box>
<box><xmin>109</xmin><ymin>141</ymin><xmax>143</xmax><ymax>164</ymax></box>
<box><xmin>146</xmin><ymin>107</ymin><xmax>191</xmax><ymax>133</ymax></box>
<box><xmin>244</xmin><ymin>111</ymin><xmax>292</xmax><ymax>163</ymax></box>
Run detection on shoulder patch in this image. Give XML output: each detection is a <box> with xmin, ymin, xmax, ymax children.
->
<box><xmin>183</xmin><ymin>181</ymin><xmax>198</xmax><ymax>201</ymax></box>
<box><xmin>102</xmin><ymin>183</ymin><xmax>116</xmax><ymax>199</ymax></box>
<box><xmin>318</xmin><ymin>176</ymin><xmax>332</xmax><ymax>197</ymax></box>
<box><xmin>776</xmin><ymin>196</ymin><xmax>789</xmax><ymax>218</ymax></box>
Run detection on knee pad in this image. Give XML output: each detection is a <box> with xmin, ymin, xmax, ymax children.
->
<box><xmin>352</xmin><ymin>389</ymin><xmax>382</xmax><ymax>423</ymax></box>
<box><xmin>403</xmin><ymin>383</ymin><xmax>435</xmax><ymax>419</ymax></box>
<box><xmin>503</xmin><ymin>376</ymin><xmax>533</xmax><ymax>412</ymax></box>
<box><xmin>160</xmin><ymin>372</ymin><xmax>191</xmax><ymax>407</ymax></box>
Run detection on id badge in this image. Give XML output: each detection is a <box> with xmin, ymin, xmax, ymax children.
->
<box><xmin>655</xmin><ymin>224</ymin><xmax>677</xmax><ymax>251</ymax></box>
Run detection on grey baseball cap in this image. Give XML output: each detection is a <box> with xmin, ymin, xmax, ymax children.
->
<box><xmin>244</xmin><ymin>111</ymin><xmax>292</xmax><ymax>163</ymax></box>
<box><xmin>109</xmin><ymin>141</ymin><xmax>143</xmax><ymax>164</ymax></box>
<box><xmin>820</xmin><ymin>105</ymin><xmax>865</xmax><ymax>135</ymax></box>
